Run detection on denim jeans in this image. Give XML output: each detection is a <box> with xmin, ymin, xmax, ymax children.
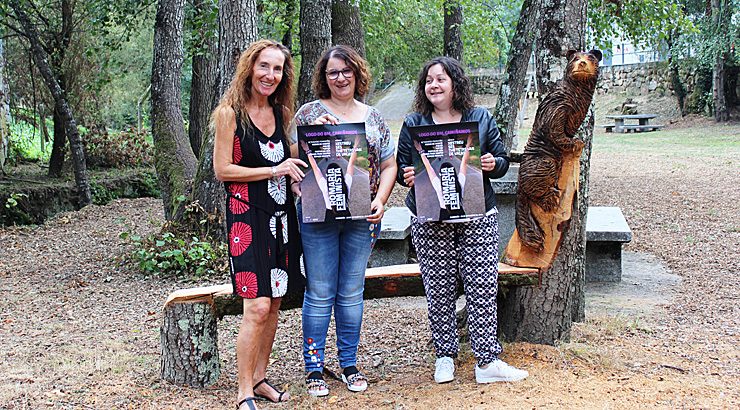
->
<box><xmin>298</xmin><ymin>203</ymin><xmax>379</xmax><ymax>372</ymax></box>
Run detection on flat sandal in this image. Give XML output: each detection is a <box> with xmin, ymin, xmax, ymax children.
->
<box><xmin>237</xmin><ymin>397</ymin><xmax>257</xmax><ymax>410</ymax></box>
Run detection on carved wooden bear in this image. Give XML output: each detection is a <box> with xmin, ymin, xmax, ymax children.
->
<box><xmin>516</xmin><ymin>49</ymin><xmax>602</xmax><ymax>251</ymax></box>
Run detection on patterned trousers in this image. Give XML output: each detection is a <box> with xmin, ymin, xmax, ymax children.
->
<box><xmin>411</xmin><ymin>213</ymin><xmax>503</xmax><ymax>366</ymax></box>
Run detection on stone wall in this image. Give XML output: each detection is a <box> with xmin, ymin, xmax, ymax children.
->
<box><xmin>469</xmin><ymin>62</ymin><xmax>697</xmax><ymax>97</ymax></box>
<box><xmin>596</xmin><ymin>62</ymin><xmax>696</xmax><ymax>96</ymax></box>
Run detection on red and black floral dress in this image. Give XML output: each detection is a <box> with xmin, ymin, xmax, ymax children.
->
<box><xmin>226</xmin><ymin>109</ymin><xmax>304</xmax><ymax>299</ymax></box>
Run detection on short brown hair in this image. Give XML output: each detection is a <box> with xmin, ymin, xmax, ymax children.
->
<box><xmin>312</xmin><ymin>45</ymin><xmax>372</xmax><ymax>100</ymax></box>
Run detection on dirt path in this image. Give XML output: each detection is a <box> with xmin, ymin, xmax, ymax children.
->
<box><xmin>1</xmin><ymin>121</ymin><xmax>738</xmax><ymax>409</ymax></box>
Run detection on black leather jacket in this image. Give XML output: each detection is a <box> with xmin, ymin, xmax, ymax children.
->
<box><xmin>395</xmin><ymin>106</ymin><xmax>510</xmax><ymax>216</ymax></box>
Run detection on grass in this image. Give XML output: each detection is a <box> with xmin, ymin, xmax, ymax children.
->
<box><xmin>592</xmin><ymin>124</ymin><xmax>740</xmax><ymax>160</ymax></box>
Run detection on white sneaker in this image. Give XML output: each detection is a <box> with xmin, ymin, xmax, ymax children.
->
<box><xmin>475</xmin><ymin>359</ymin><xmax>528</xmax><ymax>383</ymax></box>
<box><xmin>434</xmin><ymin>357</ymin><xmax>455</xmax><ymax>383</ymax></box>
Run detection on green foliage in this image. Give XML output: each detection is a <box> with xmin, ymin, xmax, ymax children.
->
<box><xmin>4</xmin><ymin>192</ymin><xmax>28</xmax><ymax>209</ymax></box>
<box><xmin>82</xmin><ymin>126</ymin><xmax>154</xmax><ymax>169</ymax></box>
<box><xmin>101</xmin><ymin>17</ymin><xmax>156</xmax><ymax>129</ymax></box>
<box><xmin>2</xmin><ymin>0</ymin><xmax>155</xmax><ymax>131</ymax></box>
<box><xmin>0</xmin><ymin>192</ymin><xmax>32</xmax><ymax>225</ymax></box>
<box><xmin>461</xmin><ymin>0</ymin><xmax>521</xmax><ymax>68</ymax></box>
<box><xmin>588</xmin><ymin>0</ymin><xmax>696</xmax><ymax>50</ymax></box>
<box><xmin>123</xmin><ymin>231</ymin><xmax>227</xmax><ymax>279</ymax></box>
<box><xmin>7</xmin><ymin>116</ymin><xmax>51</xmax><ymax>163</ymax></box>
<box><xmin>256</xmin><ymin>0</ymin><xmax>298</xmax><ymax>51</ymax></box>
<box><xmin>362</xmin><ymin>0</ymin><xmax>444</xmax><ymax>83</ymax></box>
<box><xmin>362</xmin><ymin>0</ymin><xmax>518</xmax><ymax>83</ymax></box>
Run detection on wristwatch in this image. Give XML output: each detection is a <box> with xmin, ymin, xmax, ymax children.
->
<box><xmin>271</xmin><ymin>166</ymin><xmax>277</xmax><ymax>178</ymax></box>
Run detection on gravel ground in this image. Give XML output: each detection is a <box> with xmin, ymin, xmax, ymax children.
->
<box><xmin>0</xmin><ymin>118</ymin><xmax>738</xmax><ymax>409</ymax></box>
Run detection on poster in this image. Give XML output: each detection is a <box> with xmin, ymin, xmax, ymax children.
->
<box><xmin>409</xmin><ymin>121</ymin><xmax>485</xmax><ymax>222</ymax></box>
<box><xmin>297</xmin><ymin>123</ymin><xmax>371</xmax><ymax>223</ymax></box>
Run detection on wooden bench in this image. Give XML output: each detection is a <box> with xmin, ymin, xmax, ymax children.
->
<box><xmin>585</xmin><ymin>207</ymin><xmax>632</xmax><ymax>283</ymax></box>
<box><xmin>160</xmin><ymin>262</ymin><xmax>538</xmax><ymax>387</ymax></box>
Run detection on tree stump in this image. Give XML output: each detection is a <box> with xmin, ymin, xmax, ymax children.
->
<box><xmin>160</xmin><ymin>300</ymin><xmax>220</xmax><ymax>387</ymax></box>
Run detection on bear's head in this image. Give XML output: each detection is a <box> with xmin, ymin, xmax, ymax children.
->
<box><xmin>565</xmin><ymin>49</ymin><xmax>602</xmax><ymax>83</ymax></box>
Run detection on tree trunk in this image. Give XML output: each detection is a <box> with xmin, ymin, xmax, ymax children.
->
<box><xmin>494</xmin><ymin>0</ymin><xmax>540</xmax><ymax>153</ymax></box>
<box><xmin>151</xmin><ymin>0</ymin><xmax>198</xmax><ymax>220</ymax></box>
<box><xmin>0</xmin><ymin>39</ymin><xmax>10</xmax><ymax>172</ymax></box>
<box><xmin>188</xmin><ymin>0</ymin><xmax>219</xmax><ymax>159</ymax></box>
<box><xmin>48</xmin><ymin>105</ymin><xmax>66</xmax><ymax>177</ymax></box>
<box><xmin>187</xmin><ymin>0</ymin><xmax>258</xmax><ymax>239</ymax></box>
<box><xmin>499</xmin><ymin>0</ymin><xmax>591</xmax><ymax>344</ymax></box>
<box><xmin>331</xmin><ymin>0</ymin><xmax>365</xmax><ymax>57</ymax></box>
<box><xmin>160</xmin><ymin>301</ymin><xmax>220</xmax><ymax>387</ymax></box>
<box><xmin>10</xmin><ymin>0</ymin><xmax>91</xmax><ymax>206</ymax></box>
<box><xmin>443</xmin><ymin>0</ymin><xmax>463</xmax><ymax>62</ymax></box>
<box><xmin>667</xmin><ymin>32</ymin><xmax>687</xmax><ymax>117</ymax></box>
<box><xmin>281</xmin><ymin>0</ymin><xmax>297</xmax><ymax>51</ymax></box>
<box><xmin>298</xmin><ymin>0</ymin><xmax>332</xmax><ymax>106</ymax></box>
<box><xmin>711</xmin><ymin>0</ymin><xmax>729</xmax><ymax>122</ymax></box>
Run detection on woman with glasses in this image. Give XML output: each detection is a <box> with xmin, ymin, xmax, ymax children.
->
<box><xmin>291</xmin><ymin>45</ymin><xmax>397</xmax><ymax>396</ymax></box>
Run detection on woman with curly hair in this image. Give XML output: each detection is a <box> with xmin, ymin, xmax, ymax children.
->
<box><xmin>396</xmin><ymin>56</ymin><xmax>529</xmax><ymax>385</ymax></box>
<box><xmin>292</xmin><ymin>45</ymin><xmax>397</xmax><ymax>396</ymax></box>
<box><xmin>212</xmin><ymin>39</ymin><xmax>306</xmax><ymax>410</ymax></box>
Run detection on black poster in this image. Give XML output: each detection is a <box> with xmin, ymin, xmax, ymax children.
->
<box><xmin>409</xmin><ymin>121</ymin><xmax>485</xmax><ymax>222</ymax></box>
<box><xmin>297</xmin><ymin>123</ymin><xmax>371</xmax><ymax>223</ymax></box>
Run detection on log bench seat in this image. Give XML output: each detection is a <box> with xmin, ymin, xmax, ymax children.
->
<box><xmin>160</xmin><ymin>262</ymin><xmax>539</xmax><ymax>387</ymax></box>
<box><xmin>586</xmin><ymin>206</ymin><xmax>632</xmax><ymax>282</ymax></box>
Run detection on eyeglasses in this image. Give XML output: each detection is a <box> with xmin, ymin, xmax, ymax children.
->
<box><xmin>326</xmin><ymin>68</ymin><xmax>354</xmax><ymax>80</ymax></box>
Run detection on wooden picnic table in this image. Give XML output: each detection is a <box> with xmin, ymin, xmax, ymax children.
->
<box><xmin>602</xmin><ymin>114</ymin><xmax>664</xmax><ymax>133</ymax></box>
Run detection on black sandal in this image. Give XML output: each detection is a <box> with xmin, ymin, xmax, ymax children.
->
<box><xmin>237</xmin><ymin>397</ymin><xmax>257</xmax><ymax>410</ymax></box>
<box><xmin>306</xmin><ymin>370</ymin><xmax>330</xmax><ymax>397</ymax></box>
<box><xmin>253</xmin><ymin>378</ymin><xmax>288</xmax><ymax>403</ymax></box>
<box><xmin>341</xmin><ymin>366</ymin><xmax>368</xmax><ymax>392</ymax></box>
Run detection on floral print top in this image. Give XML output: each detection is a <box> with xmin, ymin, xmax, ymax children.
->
<box><xmin>291</xmin><ymin>100</ymin><xmax>396</xmax><ymax>198</ymax></box>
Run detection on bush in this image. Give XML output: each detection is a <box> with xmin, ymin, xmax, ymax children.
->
<box><xmin>7</xmin><ymin>118</ymin><xmax>51</xmax><ymax>163</ymax></box>
<box><xmin>82</xmin><ymin>126</ymin><xmax>154</xmax><ymax>168</ymax></box>
<box><xmin>122</xmin><ymin>231</ymin><xmax>227</xmax><ymax>280</ymax></box>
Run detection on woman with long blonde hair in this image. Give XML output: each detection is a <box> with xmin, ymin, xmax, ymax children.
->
<box><xmin>212</xmin><ymin>39</ymin><xmax>306</xmax><ymax>410</ymax></box>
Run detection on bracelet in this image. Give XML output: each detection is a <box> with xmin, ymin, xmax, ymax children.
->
<box><xmin>290</xmin><ymin>181</ymin><xmax>299</xmax><ymax>185</ymax></box>
<box><xmin>271</xmin><ymin>166</ymin><xmax>277</xmax><ymax>178</ymax></box>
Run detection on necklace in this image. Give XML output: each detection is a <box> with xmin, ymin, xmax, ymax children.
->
<box><xmin>327</xmin><ymin>99</ymin><xmax>355</xmax><ymax>117</ymax></box>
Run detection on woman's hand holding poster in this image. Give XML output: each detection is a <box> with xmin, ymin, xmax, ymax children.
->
<box><xmin>409</xmin><ymin>122</ymin><xmax>485</xmax><ymax>222</ymax></box>
<box><xmin>297</xmin><ymin>123</ymin><xmax>371</xmax><ymax>223</ymax></box>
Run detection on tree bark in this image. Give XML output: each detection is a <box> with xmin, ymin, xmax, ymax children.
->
<box><xmin>46</xmin><ymin>0</ymin><xmax>74</xmax><ymax>177</ymax></box>
<box><xmin>499</xmin><ymin>0</ymin><xmax>591</xmax><ymax>343</ymax></box>
<box><xmin>281</xmin><ymin>0</ymin><xmax>297</xmax><ymax>51</ymax></box>
<box><xmin>188</xmin><ymin>0</ymin><xmax>258</xmax><ymax>239</ymax></box>
<box><xmin>48</xmin><ymin>104</ymin><xmax>66</xmax><ymax>177</ymax></box>
<box><xmin>0</xmin><ymin>39</ymin><xmax>10</xmax><ymax>172</ymax></box>
<box><xmin>151</xmin><ymin>0</ymin><xmax>198</xmax><ymax>220</ymax></box>
<box><xmin>160</xmin><ymin>301</ymin><xmax>220</xmax><ymax>387</ymax></box>
<box><xmin>667</xmin><ymin>31</ymin><xmax>687</xmax><ymax>117</ymax></box>
<box><xmin>298</xmin><ymin>0</ymin><xmax>332</xmax><ymax>106</ymax></box>
<box><xmin>711</xmin><ymin>0</ymin><xmax>729</xmax><ymax>122</ymax></box>
<box><xmin>331</xmin><ymin>0</ymin><xmax>365</xmax><ymax>57</ymax></box>
<box><xmin>443</xmin><ymin>0</ymin><xmax>463</xmax><ymax>62</ymax></box>
<box><xmin>188</xmin><ymin>0</ymin><xmax>219</xmax><ymax>159</ymax></box>
<box><xmin>494</xmin><ymin>0</ymin><xmax>540</xmax><ymax>153</ymax></box>
<box><xmin>9</xmin><ymin>0</ymin><xmax>91</xmax><ymax>206</ymax></box>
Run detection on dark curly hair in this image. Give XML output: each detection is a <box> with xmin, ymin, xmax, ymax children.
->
<box><xmin>413</xmin><ymin>56</ymin><xmax>474</xmax><ymax>116</ymax></box>
<box><xmin>312</xmin><ymin>45</ymin><xmax>372</xmax><ymax>100</ymax></box>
